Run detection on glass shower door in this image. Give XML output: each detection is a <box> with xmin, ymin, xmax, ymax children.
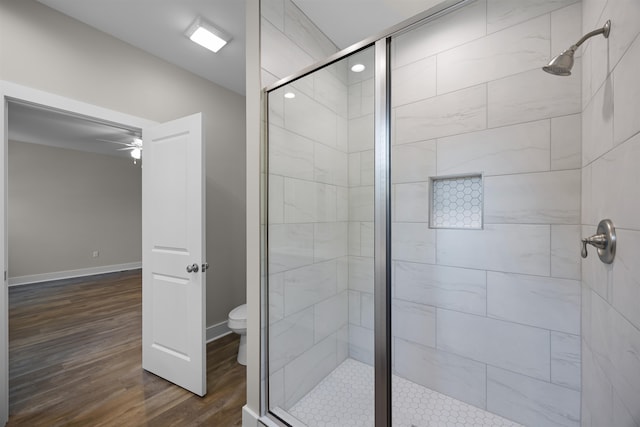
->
<box><xmin>266</xmin><ymin>46</ymin><xmax>376</xmax><ymax>426</ymax></box>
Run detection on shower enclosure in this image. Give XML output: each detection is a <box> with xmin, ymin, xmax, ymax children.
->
<box><xmin>262</xmin><ymin>1</ymin><xmax>583</xmax><ymax>426</ymax></box>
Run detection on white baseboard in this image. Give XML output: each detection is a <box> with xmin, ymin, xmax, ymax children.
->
<box><xmin>206</xmin><ymin>320</ymin><xmax>232</xmax><ymax>343</ymax></box>
<box><xmin>242</xmin><ymin>405</ymin><xmax>260</xmax><ymax>427</ymax></box>
<box><xmin>8</xmin><ymin>262</ymin><xmax>142</xmax><ymax>286</ymax></box>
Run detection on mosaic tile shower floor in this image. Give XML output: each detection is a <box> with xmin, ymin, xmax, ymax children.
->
<box><xmin>287</xmin><ymin>359</ymin><xmax>522</xmax><ymax>427</ymax></box>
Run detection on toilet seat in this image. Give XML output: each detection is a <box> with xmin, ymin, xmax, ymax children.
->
<box><xmin>228</xmin><ymin>304</ymin><xmax>247</xmax><ymax>330</ymax></box>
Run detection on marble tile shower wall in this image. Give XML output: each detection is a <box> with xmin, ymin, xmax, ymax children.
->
<box><xmin>580</xmin><ymin>0</ymin><xmax>640</xmax><ymax>426</ymax></box>
<box><xmin>262</xmin><ymin>0</ymin><xmax>349</xmax><ymax>412</ymax></box>
<box><xmin>387</xmin><ymin>1</ymin><xmax>582</xmax><ymax>426</ymax></box>
<box><xmin>267</xmin><ymin>67</ymin><xmax>351</xmax><ymax>410</ymax></box>
<box><xmin>260</xmin><ymin>0</ymin><xmax>338</xmax><ymax>87</ymax></box>
<box><xmin>346</xmin><ymin>51</ymin><xmax>377</xmax><ymax>366</ymax></box>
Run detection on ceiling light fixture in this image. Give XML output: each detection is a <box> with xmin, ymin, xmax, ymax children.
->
<box><xmin>284</xmin><ymin>92</ymin><xmax>296</xmax><ymax>99</ymax></box>
<box><xmin>351</xmin><ymin>64</ymin><xmax>366</xmax><ymax>73</ymax></box>
<box><xmin>185</xmin><ymin>17</ymin><xmax>231</xmax><ymax>53</ymax></box>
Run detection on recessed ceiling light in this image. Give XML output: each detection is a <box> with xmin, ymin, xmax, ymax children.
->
<box><xmin>284</xmin><ymin>92</ymin><xmax>296</xmax><ymax>99</ymax></box>
<box><xmin>351</xmin><ymin>64</ymin><xmax>366</xmax><ymax>73</ymax></box>
<box><xmin>185</xmin><ymin>17</ymin><xmax>231</xmax><ymax>53</ymax></box>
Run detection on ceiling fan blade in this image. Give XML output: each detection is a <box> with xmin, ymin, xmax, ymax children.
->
<box><xmin>117</xmin><ymin>147</ymin><xmax>136</xmax><ymax>151</ymax></box>
<box><xmin>96</xmin><ymin>138</ymin><xmax>133</xmax><ymax>146</ymax></box>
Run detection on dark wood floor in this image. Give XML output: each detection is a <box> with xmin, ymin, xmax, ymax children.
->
<box><xmin>7</xmin><ymin>270</ymin><xmax>245</xmax><ymax>426</ymax></box>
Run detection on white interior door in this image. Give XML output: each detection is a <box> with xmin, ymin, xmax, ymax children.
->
<box><xmin>142</xmin><ymin>112</ymin><xmax>206</xmax><ymax>396</ymax></box>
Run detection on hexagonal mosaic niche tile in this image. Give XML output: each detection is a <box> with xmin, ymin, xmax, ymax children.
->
<box><xmin>430</xmin><ymin>175</ymin><xmax>482</xmax><ymax>229</ymax></box>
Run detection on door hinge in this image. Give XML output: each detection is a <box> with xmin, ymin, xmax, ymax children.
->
<box><xmin>4</xmin><ymin>271</ymin><xmax>6</xmax><ymax>281</ymax></box>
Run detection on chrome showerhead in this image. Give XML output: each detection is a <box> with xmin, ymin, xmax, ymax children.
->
<box><xmin>543</xmin><ymin>20</ymin><xmax>611</xmax><ymax>76</ymax></box>
<box><xmin>543</xmin><ymin>46</ymin><xmax>576</xmax><ymax>76</ymax></box>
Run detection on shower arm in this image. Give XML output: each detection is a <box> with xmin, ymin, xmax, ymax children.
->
<box><xmin>571</xmin><ymin>20</ymin><xmax>611</xmax><ymax>51</ymax></box>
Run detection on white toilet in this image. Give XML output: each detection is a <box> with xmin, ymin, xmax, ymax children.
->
<box><xmin>228</xmin><ymin>304</ymin><xmax>247</xmax><ymax>366</ymax></box>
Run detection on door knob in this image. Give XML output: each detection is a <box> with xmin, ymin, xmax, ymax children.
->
<box><xmin>581</xmin><ymin>219</ymin><xmax>616</xmax><ymax>264</ymax></box>
<box><xmin>186</xmin><ymin>263</ymin><xmax>199</xmax><ymax>273</ymax></box>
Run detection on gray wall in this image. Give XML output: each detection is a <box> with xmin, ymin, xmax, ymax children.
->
<box><xmin>8</xmin><ymin>141</ymin><xmax>141</xmax><ymax>279</ymax></box>
<box><xmin>580</xmin><ymin>1</ymin><xmax>640</xmax><ymax>426</ymax></box>
<box><xmin>0</xmin><ymin>0</ymin><xmax>246</xmax><ymax>327</ymax></box>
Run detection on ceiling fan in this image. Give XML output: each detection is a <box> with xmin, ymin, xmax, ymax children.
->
<box><xmin>96</xmin><ymin>136</ymin><xmax>143</xmax><ymax>164</ymax></box>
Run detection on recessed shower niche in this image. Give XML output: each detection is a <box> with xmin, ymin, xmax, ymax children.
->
<box><xmin>429</xmin><ymin>174</ymin><xmax>483</xmax><ymax>229</ymax></box>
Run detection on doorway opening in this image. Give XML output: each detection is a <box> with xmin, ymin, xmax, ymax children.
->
<box><xmin>1</xmin><ymin>82</ymin><xmax>211</xmax><ymax>424</ymax></box>
<box><xmin>6</xmin><ymin>99</ymin><xmax>144</xmax><ymax>420</ymax></box>
<box><xmin>0</xmin><ymin>83</ymin><xmax>156</xmax><ymax>423</ymax></box>
<box><xmin>7</xmin><ymin>100</ymin><xmax>143</xmax><ymax>287</ymax></box>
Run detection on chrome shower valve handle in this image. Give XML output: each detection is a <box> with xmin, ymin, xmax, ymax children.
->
<box><xmin>581</xmin><ymin>234</ymin><xmax>607</xmax><ymax>258</ymax></box>
<box><xmin>581</xmin><ymin>219</ymin><xmax>616</xmax><ymax>264</ymax></box>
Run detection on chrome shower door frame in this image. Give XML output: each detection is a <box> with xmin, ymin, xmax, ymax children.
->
<box><xmin>373</xmin><ymin>37</ymin><xmax>392</xmax><ymax>427</ymax></box>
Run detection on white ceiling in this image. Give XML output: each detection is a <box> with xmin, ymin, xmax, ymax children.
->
<box><xmin>36</xmin><ymin>0</ymin><xmax>247</xmax><ymax>95</ymax></box>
